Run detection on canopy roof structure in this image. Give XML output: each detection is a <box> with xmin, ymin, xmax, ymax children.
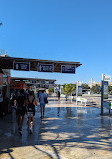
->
<box><xmin>11</xmin><ymin>77</ymin><xmax>56</xmax><ymax>82</ymax></box>
<box><xmin>0</xmin><ymin>56</ymin><xmax>82</xmax><ymax>73</ymax></box>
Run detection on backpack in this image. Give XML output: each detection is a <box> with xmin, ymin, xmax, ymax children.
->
<box><xmin>27</xmin><ymin>97</ymin><xmax>35</xmax><ymax>112</ymax></box>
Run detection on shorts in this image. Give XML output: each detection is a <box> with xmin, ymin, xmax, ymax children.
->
<box><xmin>16</xmin><ymin>107</ymin><xmax>26</xmax><ymax>116</ymax></box>
<box><xmin>27</xmin><ymin>110</ymin><xmax>35</xmax><ymax>117</ymax></box>
<box><xmin>40</xmin><ymin>103</ymin><xmax>45</xmax><ymax>107</ymax></box>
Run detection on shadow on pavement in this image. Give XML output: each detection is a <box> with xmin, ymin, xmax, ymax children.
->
<box><xmin>0</xmin><ymin>98</ymin><xmax>112</xmax><ymax>158</ymax></box>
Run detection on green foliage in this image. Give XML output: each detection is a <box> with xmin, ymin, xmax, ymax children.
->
<box><xmin>82</xmin><ymin>84</ymin><xmax>90</xmax><ymax>89</ymax></box>
<box><xmin>63</xmin><ymin>84</ymin><xmax>76</xmax><ymax>95</ymax></box>
<box><xmin>48</xmin><ymin>88</ymin><xmax>54</xmax><ymax>93</ymax></box>
<box><xmin>108</xmin><ymin>86</ymin><xmax>112</xmax><ymax>93</ymax></box>
<box><xmin>91</xmin><ymin>84</ymin><xmax>101</xmax><ymax>94</ymax></box>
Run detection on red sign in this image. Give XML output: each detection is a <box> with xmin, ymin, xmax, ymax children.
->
<box><xmin>10</xmin><ymin>81</ymin><xmax>26</xmax><ymax>90</ymax></box>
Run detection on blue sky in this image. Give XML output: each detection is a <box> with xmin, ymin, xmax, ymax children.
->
<box><xmin>0</xmin><ymin>0</ymin><xmax>112</xmax><ymax>84</ymax></box>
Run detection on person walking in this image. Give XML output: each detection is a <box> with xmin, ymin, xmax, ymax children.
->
<box><xmin>17</xmin><ymin>89</ymin><xmax>26</xmax><ymax>136</ymax></box>
<box><xmin>27</xmin><ymin>91</ymin><xmax>37</xmax><ymax>134</ymax></box>
<box><xmin>10</xmin><ymin>91</ymin><xmax>18</xmax><ymax>122</ymax></box>
<box><xmin>57</xmin><ymin>91</ymin><xmax>60</xmax><ymax>102</ymax></box>
<box><xmin>39</xmin><ymin>90</ymin><xmax>47</xmax><ymax>118</ymax></box>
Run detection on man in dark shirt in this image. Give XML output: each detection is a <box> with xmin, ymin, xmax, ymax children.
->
<box><xmin>17</xmin><ymin>89</ymin><xmax>26</xmax><ymax>136</ymax></box>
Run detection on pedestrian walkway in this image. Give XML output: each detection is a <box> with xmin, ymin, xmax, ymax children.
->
<box><xmin>0</xmin><ymin>97</ymin><xmax>112</xmax><ymax>159</ymax></box>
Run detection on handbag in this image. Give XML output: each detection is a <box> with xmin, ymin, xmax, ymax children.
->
<box><xmin>44</xmin><ymin>97</ymin><xmax>48</xmax><ymax>104</ymax></box>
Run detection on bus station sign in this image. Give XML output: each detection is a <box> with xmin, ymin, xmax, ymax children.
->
<box><xmin>101</xmin><ymin>74</ymin><xmax>111</xmax><ymax>115</ymax></box>
<box><xmin>103</xmin><ymin>81</ymin><xmax>108</xmax><ymax>99</ymax></box>
<box><xmin>61</xmin><ymin>65</ymin><xmax>75</xmax><ymax>73</ymax></box>
<box><xmin>102</xmin><ymin>74</ymin><xmax>111</xmax><ymax>82</ymax></box>
<box><xmin>76</xmin><ymin>81</ymin><xmax>82</xmax><ymax>96</ymax></box>
<box><xmin>38</xmin><ymin>63</ymin><xmax>54</xmax><ymax>72</ymax></box>
<box><xmin>13</xmin><ymin>62</ymin><xmax>30</xmax><ymax>71</ymax></box>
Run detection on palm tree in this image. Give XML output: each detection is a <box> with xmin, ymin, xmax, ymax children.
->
<box><xmin>63</xmin><ymin>84</ymin><xmax>75</xmax><ymax>102</ymax></box>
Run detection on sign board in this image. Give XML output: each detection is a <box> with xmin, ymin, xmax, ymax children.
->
<box><xmin>61</xmin><ymin>65</ymin><xmax>75</xmax><ymax>73</ymax></box>
<box><xmin>10</xmin><ymin>81</ymin><xmax>26</xmax><ymax>89</ymax></box>
<box><xmin>78</xmin><ymin>86</ymin><xmax>82</xmax><ymax>96</ymax></box>
<box><xmin>78</xmin><ymin>81</ymin><xmax>82</xmax><ymax>86</ymax></box>
<box><xmin>102</xmin><ymin>74</ymin><xmax>111</xmax><ymax>82</ymax></box>
<box><xmin>38</xmin><ymin>63</ymin><xmax>54</xmax><ymax>72</ymax></box>
<box><xmin>101</xmin><ymin>74</ymin><xmax>110</xmax><ymax>114</ymax></box>
<box><xmin>13</xmin><ymin>62</ymin><xmax>30</xmax><ymax>71</ymax></box>
<box><xmin>103</xmin><ymin>81</ymin><xmax>108</xmax><ymax>99</ymax></box>
<box><xmin>76</xmin><ymin>81</ymin><xmax>82</xmax><ymax>96</ymax></box>
<box><xmin>49</xmin><ymin>81</ymin><xmax>54</xmax><ymax>84</ymax></box>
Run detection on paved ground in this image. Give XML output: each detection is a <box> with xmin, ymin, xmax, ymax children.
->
<box><xmin>1</xmin><ymin>96</ymin><xmax>112</xmax><ymax>159</ymax></box>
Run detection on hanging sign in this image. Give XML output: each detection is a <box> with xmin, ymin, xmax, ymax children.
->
<box><xmin>61</xmin><ymin>65</ymin><xmax>75</xmax><ymax>73</ymax></box>
<box><xmin>38</xmin><ymin>63</ymin><xmax>54</xmax><ymax>72</ymax></box>
<box><xmin>13</xmin><ymin>62</ymin><xmax>30</xmax><ymax>71</ymax></box>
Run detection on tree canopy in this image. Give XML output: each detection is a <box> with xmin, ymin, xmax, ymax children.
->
<box><xmin>63</xmin><ymin>84</ymin><xmax>76</xmax><ymax>95</ymax></box>
<box><xmin>82</xmin><ymin>84</ymin><xmax>90</xmax><ymax>89</ymax></box>
<box><xmin>91</xmin><ymin>84</ymin><xmax>101</xmax><ymax>94</ymax></box>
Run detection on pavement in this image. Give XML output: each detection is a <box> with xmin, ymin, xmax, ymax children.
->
<box><xmin>1</xmin><ymin>96</ymin><xmax>112</xmax><ymax>159</ymax></box>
